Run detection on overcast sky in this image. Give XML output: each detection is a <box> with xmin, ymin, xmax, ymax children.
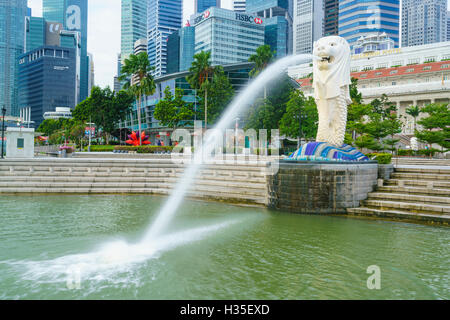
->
<box><xmin>26</xmin><ymin>0</ymin><xmax>450</xmax><ymax>89</ymax></box>
<box><xmin>27</xmin><ymin>0</ymin><xmax>234</xmax><ymax>89</ymax></box>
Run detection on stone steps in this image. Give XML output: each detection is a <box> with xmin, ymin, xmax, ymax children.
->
<box><xmin>362</xmin><ymin>199</ymin><xmax>450</xmax><ymax>215</ymax></box>
<box><xmin>367</xmin><ymin>192</ymin><xmax>450</xmax><ymax>205</ymax></box>
<box><xmin>384</xmin><ymin>179</ymin><xmax>450</xmax><ymax>189</ymax></box>
<box><xmin>377</xmin><ymin>185</ymin><xmax>450</xmax><ymax>197</ymax></box>
<box><xmin>390</xmin><ymin>172</ymin><xmax>450</xmax><ymax>181</ymax></box>
<box><xmin>346</xmin><ymin>207</ymin><xmax>450</xmax><ymax>225</ymax></box>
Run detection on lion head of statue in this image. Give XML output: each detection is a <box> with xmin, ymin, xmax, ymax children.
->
<box><xmin>312</xmin><ymin>36</ymin><xmax>351</xmax><ymax>101</ymax></box>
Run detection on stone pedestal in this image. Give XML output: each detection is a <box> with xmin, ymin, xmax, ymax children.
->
<box><xmin>268</xmin><ymin>161</ymin><xmax>378</xmax><ymax>214</ymax></box>
<box><xmin>5</xmin><ymin>127</ymin><xmax>35</xmax><ymax>158</ymax></box>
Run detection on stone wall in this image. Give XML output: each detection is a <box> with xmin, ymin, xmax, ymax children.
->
<box><xmin>267</xmin><ymin>161</ymin><xmax>378</xmax><ymax>214</ymax></box>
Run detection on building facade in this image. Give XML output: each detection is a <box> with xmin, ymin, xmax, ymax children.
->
<box><xmin>0</xmin><ymin>0</ymin><xmax>28</xmax><ymax>117</ymax></box>
<box><xmin>293</xmin><ymin>0</ymin><xmax>323</xmax><ymax>54</ymax></box>
<box><xmin>121</xmin><ymin>0</ymin><xmax>147</xmax><ymax>61</ymax></box>
<box><xmin>323</xmin><ymin>0</ymin><xmax>339</xmax><ymax>36</ymax></box>
<box><xmin>42</xmin><ymin>0</ymin><xmax>89</xmax><ymax>102</ymax></box>
<box><xmin>352</xmin><ymin>33</ymin><xmax>395</xmax><ymax>55</ymax></box>
<box><xmin>147</xmin><ymin>0</ymin><xmax>183</xmax><ymax>76</ymax></box>
<box><xmin>338</xmin><ymin>0</ymin><xmax>400</xmax><ymax>49</ymax></box>
<box><xmin>193</xmin><ymin>7</ymin><xmax>265</xmax><ymax>66</ymax></box>
<box><xmin>25</xmin><ymin>17</ymin><xmax>46</xmax><ymax>52</ymax></box>
<box><xmin>195</xmin><ymin>0</ymin><xmax>221</xmax><ymax>13</ymax></box>
<box><xmin>289</xmin><ymin>41</ymin><xmax>450</xmax><ymax>134</ymax></box>
<box><xmin>233</xmin><ymin>0</ymin><xmax>247</xmax><ymax>12</ymax></box>
<box><xmin>18</xmin><ymin>45</ymin><xmax>78</xmax><ymax>128</ymax></box>
<box><xmin>402</xmin><ymin>0</ymin><xmax>447</xmax><ymax>47</ymax></box>
<box><xmin>179</xmin><ymin>26</ymin><xmax>196</xmax><ymax>71</ymax></box>
<box><xmin>247</xmin><ymin>0</ymin><xmax>293</xmax><ymax>57</ymax></box>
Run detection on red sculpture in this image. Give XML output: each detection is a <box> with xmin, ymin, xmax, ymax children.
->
<box><xmin>126</xmin><ymin>131</ymin><xmax>151</xmax><ymax>146</ymax></box>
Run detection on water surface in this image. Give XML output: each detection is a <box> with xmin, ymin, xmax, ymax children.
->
<box><xmin>0</xmin><ymin>195</ymin><xmax>448</xmax><ymax>299</ymax></box>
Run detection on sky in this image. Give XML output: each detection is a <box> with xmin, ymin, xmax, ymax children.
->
<box><xmin>27</xmin><ymin>0</ymin><xmax>234</xmax><ymax>89</ymax></box>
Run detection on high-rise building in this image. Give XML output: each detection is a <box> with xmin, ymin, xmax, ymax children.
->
<box><xmin>195</xmin><ymin>0</ymin><xmax>221</xmax><ymax>13</ymax></box>
<box><xmin>447</xmin><ymin>11</ymin><xmax>450</xmax><ymax>42</ymax></box>
<box><xmin>323</xmin><ymin>0</ymin><xmax>339</xmax><ymax>36</ymax></box>
<box><xmin>339</xmin><ymin>0</ymin><xmax>399</xmax><ymax>49</ymax></box>
<box><xmin>247</xmin><ymin>0</ymin><xmax>293</xmax><ymax>58</ymax></box>
<box><xmin>402</xmin><ymin>0</ymin><xmax>447</xmax><ymax>47</ymax></box>
<box><xmin>0</xmin><ymin>0</ymin><xmax>28</xmax><ymax>117</ymax></box>
<box><xmin>121</xmin><ymin>0</ymin><xmax>147</xmax><ymax>61</ymax></box>
<box><xmin>167</xmin><ymin>32</ymin><xmax>180</xmax><ymax>74</ymax></box>
<box><xmin>42</xmin><ymin>0</ymin><xmax>89</xmax><ymax>102</ymax></box>
<box><xmin>87</xmin><ymin>52</ymin><xmax>94</xmax><ymax>95</ymax></box>
<box><xmin>18</xmin><ymin>44</ymin><xmax>79</xmax><ymax>128</ymax></box>
<box><xmin>180</xmin><ymin>25</ymin><xmax>196</xmax><ymax>71</ymax></box>
<box><xmin>293</xmin><ymin>0</ymin><xmax>323</xmax><ymax>54</ymax></box>
<box><xmin>193</xmin><ymin>7</ymin><xmax>265</xmax><ymax>65</ymax></box>
<box><xmin>25</xmin><ymin>17</ymin><xmax>46</xmax><ymax>52</ymax></box>
<box><xmin>233</xmin><ymin>0</ymin><xmax>247</xmax><ymax>12</ymax></box>
<box><xmin>147</xmin><ymin>0</ymin><xmax>183</xmax><ymax>76</ymax></box>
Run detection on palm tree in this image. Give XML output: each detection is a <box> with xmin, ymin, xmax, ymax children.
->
<box><xmin>119</xmin><ymin>52</ymin><xmax>156</xmax><ymax>145</ymax></box>
<box><xmin>249</xmin><ymin>45</ymin><xmax>275</xmax><ymax>99</ymax></box>
<box><xmin>405</xmin><ymin>105</ymin><xmax>421</xmax><ymax>132</ymax></box>
<box><xmin>186</xmin><ymin>51</ymin><xmax>214</xmax><ymax>130</ymax></box>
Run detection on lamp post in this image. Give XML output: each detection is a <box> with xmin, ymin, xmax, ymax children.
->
<box><xmin>1</xmin><ymin>106</ymin><xmax>6</xmax><ymax>159</ymax></box>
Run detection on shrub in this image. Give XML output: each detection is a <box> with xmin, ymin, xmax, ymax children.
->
<box><xmin>114</xmin><ymin>146</ymin><xmax>174</xmax><ymax>153</ymax></box>
<box><xmin>397</xmin><ymin>149</ymin><xmax>413</xmax><ymax>156</ymax></box>
<box><xmin>417</xmin><ymin>148</ymin><xmax>441</xmax><ymax>157</ymax></box>
<box><xmin>84</xmin><ymin>145</ymin><xmax>115</xmax><ymax>152</ymax></box>
<box><xmin>366</xmin><ymin>152</ymin><xmax>392</xmax><ymax>164</ymax></box>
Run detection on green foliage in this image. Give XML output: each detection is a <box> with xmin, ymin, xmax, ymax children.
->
<box><xmin>417</xmin><ymin>148</ymin><xmax>441</xmax><ymax>157</ymax></box>
<box><xmin>249</xmin><ymin>45</ymin><xmax>275</xmax><ymax>78</ymax></box>
<box><xmin>405</xmin><ymin>105</ymin><xmax>421</xmax><ymax>131</ymax></box>
<box><xmin>37</xmin><ymin>118</ymin><xmax>71</xmax><ymax>136</ymax></box>
<box><xmin>83</xmin><ymin>145</ymin><xmax>115</xmax><ymax>152</ymax></box>
<box><xmin>355</xmin><ymin>134</ymin><xmax>382</xmax><ymax>151</ymax></box>
<box><xmin>154</xmin><ymin>87</ymin><xmax>195</xmax><ymax>128</ymax></box>
<box><xmin>415</xmin><ymin>103</ymin><xmax>450</xmax><ymax>152</ymax></box>
<box><xmin>73</xmin><ymin>86</ymin><xmax>134</xmax><ymax>143</ymax></box>
<box><xmin>366</xmin><ymin>153</ymin><xmax>392</xmax><ymax>164</ymax></box>
<box><xmin>279</xmin><ymin>90</ymin><xmax>318</xmax><ymax>140</ymax></box>
<box><xmin>397</xmin><ymin>149</ymin><xmax>413</xmax><ymax>156</ymax></box>
<box><xmin>114</xmin><ymin>146</ymin><xmax>174</xmax><ymax>153</ymax></box>
<box><xmin>204</xmin><ymin>66</ymin><xmax>234</xmax><ymax>123</ymax></box>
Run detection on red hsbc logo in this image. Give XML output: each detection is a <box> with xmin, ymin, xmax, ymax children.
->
<box><xmin>254</xmin><ymin>17</ymin><xmax>263</xmax><ymax>24</ymax></box>
<box><xmin>204</xmin><ymin>10</ymin><xmax>210</xmax><ymax>18</ymax></box>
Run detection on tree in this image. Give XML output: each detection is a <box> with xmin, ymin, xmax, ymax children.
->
<box><xmin>382</xmin><ymin>111</ymin><xmax>403</xmax><ymax>153</ymax></box>
<box><xmin>154</xmin><ymin>86</ymin><xmax>195</xmax><ymax>129</ymax></box>
<box><xmin>119</xmin><ymin>52</ymin><xmax>156</xmax><ymax>145</ymax></box>
<box><xmin>72</xmin><ymin>86</ymin><xmax>134</xmax><ymax>144</ymax></box>
<box><xmin>279</xmin><ymin>90</ymin><xmax>318</xmax><ymax>144</ymax></box>
<box><xmin>186</xmin><ymin>51</ymin><xmax>214</xmax><ymax>129</ymax></box>
<box><xmin>249</xmin><ymin>45</ymin><xmax>275</xmax><ymax>99</ymax></box>
<box><xmin>37</xmin><ymin>119</ymin><xmax>61</xmax><ymax>136</ymax></box>
<box><xmin>405</xmin><ymin>105</ymin><xmax>421</xmax><ymax>132</ymax></box>
<box><xmin>415</xmin><ymin>103</ymin><xmax>450</xmax><ymax>154</ymax></box>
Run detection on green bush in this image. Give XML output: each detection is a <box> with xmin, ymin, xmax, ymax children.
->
<box><xmin>114</xmin><ymin>146</ymin><xmax>174</xmax><ymax>153</ymax></box>
<box><xmin>397</xmin><ymin>149</ymin><xmax>413</xmax><ymax>156</ymax></box>
<box><xmin>83</xmin><ymin>145</ymin><xmax>115</xmax><ymax>152</ymax></box>
<box><xmin>366</xmin><ymin>152</ymin><xmax>392</xmax><ymax>164</ymax></box>
<box><xmin>417</xmin><ymin>148</ymin><xmax>441</xmax><ymax>157</ymax></box>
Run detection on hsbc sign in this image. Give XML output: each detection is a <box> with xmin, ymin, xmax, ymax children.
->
<box><xmin>236</xmin><ymin>13</ymin><xmax>264</xmax><ymax>25</ymax></box>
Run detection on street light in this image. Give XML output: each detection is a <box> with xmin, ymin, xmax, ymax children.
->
<box><xmin>1</xmin><ymin>105</ymin><xmax>6</xmax><ymax>159</ymax></box>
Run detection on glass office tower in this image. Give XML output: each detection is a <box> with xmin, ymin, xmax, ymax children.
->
<box><xmin>121</xmin><ymin>0</ymin><xmax>148</xmax><ymax>61</ymax></box>
<box><xmin>147</xmin><ymin>0</ymin><xmax>182</xmax><ymax>76</ymax></box>
<box><xmin>195</xmin><ymin>0</ymin><xmax>221</xmax><ymax>13</ymax></box>
<box><xmin>0</xmin><ymin>0</ymin><xmax>28</xmax><ymax>116</ymax></box>
<box><xmin>42</xmin><ymin>0</ymin><xmax>89</xmax><ymax>101</ymax></box>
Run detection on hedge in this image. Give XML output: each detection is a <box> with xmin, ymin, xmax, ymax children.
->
<box><xmin>397</xmin><ymin>149</ymin><xmax>413</xmax><ymax>156</ymax></box>
<box><xmin>83</xmin><ymin>145</ymin><xmax>115</xmax><ymax>152</ymax></box>
<box><xmin>366</xmin><ymin>153</ymin><xmax>392</xmax><ymax>164</ymax></box>
<box><xmin>114</xmin><ymin>146</ymin><xmax>174</xmax><ymax>153</ymax></box>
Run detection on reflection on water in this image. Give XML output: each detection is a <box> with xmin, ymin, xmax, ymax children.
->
<box><xmin>0</xmin><ymin>195</ymin><xmax>448</xmax><ymax>300</ymax></box>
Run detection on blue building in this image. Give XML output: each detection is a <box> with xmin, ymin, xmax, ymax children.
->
<box><xmin>179</xmin><ymin>26</ymin><xmax>196</xmax><ymax>71</ymax></box>
<box><xmin>147</xmin><ymin>0</ymin><xmax>183</xmax><ymax>76</ymax></box>
<box><xmin>121</xmin><ymin>0</ymin><xmax>148</xmax><ymax>61</ymax></box>
<box><xmin>195</xmin><ymin>0</ymin><xmax>221</xmax><ymax>13</ymax></box>
<box><xmin>338</xmin><ymin>0</ymin><xmax>400</xmax><ymax>48</ymax></box>
<box><xmin>18</xmin><ymin>45</ymin><xmax>78</xmax><ymax>128</ymax></box>
<box><xmin>42</xmin><ymin>0</ymin><xmax>89</xmax><ymax>102</ymax></box>
<box><xmin>246</xmin><ymin>0</ymin><xmax>292</xmax><ymax>57</ymax></box>
<box><xmin>167</xmin><ymin>31</ymin><xmax>180</xmax><ymax>74</ymax></box>
<box><xmin>0</xmin><ymin>0</ymin><xmax>28</xmax><ymax>117</ymax></box>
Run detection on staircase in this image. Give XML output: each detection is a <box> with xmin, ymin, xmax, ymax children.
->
<box><xmin>0</xmin><ymin>158</ymin><xmax>270</xmax><ymax>206</ymax></box>
<box><xmin>347</xmin><ymin>166</ymin><xmax>450</xmax><ymax>225</ymax></box>
<box><xmin>392</xmin><ymin>157</ymin><xmax>450</xmax><ymax>166</ymax></box>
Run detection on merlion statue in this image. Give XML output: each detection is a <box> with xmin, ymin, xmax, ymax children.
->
<box><xmin>313</xmin><ymin>36</ymin><xmax>351</xmax><ymax>147</ymax></box>
<box><xmin>288</xmin><ymin>36</ymin><xmax>368</xmax><ymax>162</ymax></box>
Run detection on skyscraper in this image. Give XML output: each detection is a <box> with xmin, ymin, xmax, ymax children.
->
<box><xmin>293</xmin><ymin>0</ymin><xmax>323</xmax><ymax>54</ymax></box>
<box><xmin>402</xmin><ymin>0</ymin><xmax>447</xmax><ymax>47</ymax></box>
<box><xmin>42</xmin><ymin>0</ymin><xmax>89</xmax><ymax>102</ymax></box>
<box><xmin>447</xmin><ymin>11</ymin><xmax>450</xmax><ymax>42</ymax></box>
<box><xmin>121</xmin><ymin>0</ymin><xmax>147</xmax><ymax>61</ymax></box>
<box><xmin>246</xmin><ymin>0</ymin><xmax>293</xmax><ymax>57</ymax></box>
<box><xmin>233</xmin><ymin>0</ymin><xmax>247</xmax><ymax>12</ymax></box>
<box><xmin>323</xmin><ymin>0</ymin><xmax>339</xmax><ymax>36</ymax></box>
<box><xmin>195</xmin><ymin>0</ymin><xmax>221</xmax><ymax>13</ymax></box>
<box><xmin>0</xmin><ymin>0</ymin><xmax>28</xmax><ymax>116</ymax></box>
<box><xmin>339</xmin><ymin>0</ymin><xmax>400</xmax><ymax>48</ymax></box>
<box><xmin>147</xmin><ymin>0</ymin><xmax>182</xmax><ymax>76</ymax></box>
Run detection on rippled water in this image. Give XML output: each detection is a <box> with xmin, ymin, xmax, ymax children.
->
<box><xmin>0</xmin><ymin>195</ymin><xmax>448</xmax><ymax>300</ymax></box>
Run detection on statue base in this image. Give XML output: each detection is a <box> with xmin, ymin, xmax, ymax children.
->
<box><xmin>288</xmin><ymin>142</ymin><xmax>369</xmax><ymax>162</ymax></box>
